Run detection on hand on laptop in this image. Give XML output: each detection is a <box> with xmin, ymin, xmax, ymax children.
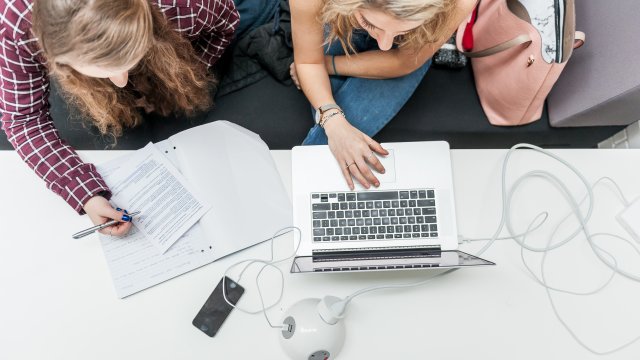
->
<box><xmin>324</xmin><ymin>116</ymin><xmax>388</xmax><ymax>190</ymax></box>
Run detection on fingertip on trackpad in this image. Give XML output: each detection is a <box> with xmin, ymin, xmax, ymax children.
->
<box><xmin>374</xmin><ymin>149</ymin><xmax>396</xmax><ymax>183</ymax></box>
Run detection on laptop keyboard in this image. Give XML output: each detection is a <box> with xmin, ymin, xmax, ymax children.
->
<box><xmin>311</xmin><ymin>189</ymin><xmax>438</xmax><ymax>242</ymax></box>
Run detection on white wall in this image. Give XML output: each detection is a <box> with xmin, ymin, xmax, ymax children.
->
<box><xmin>599</xmin><ymin>120</ymin><xmax>640</xmax><ymax>148</ymax></box>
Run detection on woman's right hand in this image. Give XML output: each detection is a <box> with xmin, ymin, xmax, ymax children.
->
<box><xmin>324</xmin><ymin>114</ymin><xmax>389</xmax><ymax>190</ymax></box>
<box><xmin>83</xmin><ymin>195</ymin><xmax>133</xmax><ymax>237</ymax></box>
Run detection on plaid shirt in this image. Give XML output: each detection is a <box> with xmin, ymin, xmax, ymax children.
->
<box><xmin>0</xmin><ymin>0</ymin><xmax>238</xmax><ymax>214</ymax></box>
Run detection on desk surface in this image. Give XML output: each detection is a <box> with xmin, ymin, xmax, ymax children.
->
<box><xmin>1</xmin><ymin>149</ymin><xmax>640</xmax><ymax>360</ymax></box>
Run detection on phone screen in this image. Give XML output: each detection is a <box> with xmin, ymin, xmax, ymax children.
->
<box><xmin>192</xmin><ymin>276</ymin><xmax>245</xmax><ymax>337</ymax></box>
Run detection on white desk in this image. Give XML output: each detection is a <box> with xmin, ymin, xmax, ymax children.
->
<box><xmin>1</xmin><ymin>149</ymin><xmax>640</xmax><ymax>360</ymax></box>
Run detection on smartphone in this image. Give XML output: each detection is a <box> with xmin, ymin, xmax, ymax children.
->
<box><xmin>192</xmin><ymin>276</ymin><xmax>245</xmax><ymax>337</ymax></box>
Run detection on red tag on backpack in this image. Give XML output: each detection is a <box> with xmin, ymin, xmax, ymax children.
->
<box><xmin>462</xmin><ymin>5</ymin><xmax>479</xmax><ymax>51</ymax></box>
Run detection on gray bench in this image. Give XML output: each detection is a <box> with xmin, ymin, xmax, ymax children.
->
<box><xmin>548</xmin><ymin>0</ymin><xmax>640</xmax><ymax>127</ymax></box>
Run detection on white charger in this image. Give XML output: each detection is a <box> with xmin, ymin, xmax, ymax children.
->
<box><xmin>617</xmin><ymin>196</ymin><xmax>640</xmax><ymax>242</ymax></box>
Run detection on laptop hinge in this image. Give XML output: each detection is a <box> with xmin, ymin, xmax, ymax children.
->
<box><xmin>312</xmin><ymin>245</ymin><xmax>442</xmax><ymax>263</ymax></box>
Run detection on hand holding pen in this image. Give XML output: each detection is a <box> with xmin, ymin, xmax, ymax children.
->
<box><xmin>73</xmin><ymin>210</ymin><xmax>140</xmax><ymax>239</ymax></box>
<box><xmin>79</xmin><ymin>196</ymin><xmax>136</xmax><ymax>238</ymax></box>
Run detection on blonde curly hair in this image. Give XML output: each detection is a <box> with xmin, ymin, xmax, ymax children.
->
<box><xmin>321</xmin><ymin>0</ymin><xmax>457</xmax><ymax>53</ymax></box>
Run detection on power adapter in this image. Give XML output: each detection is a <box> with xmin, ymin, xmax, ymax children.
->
<box><xmin>617</xmin><ymin>197</ymin><xmax>640</xmax><ymax>242</ymax></box>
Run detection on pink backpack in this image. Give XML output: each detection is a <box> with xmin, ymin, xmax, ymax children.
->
<box><xmin>456</xmin><ymin>0</ymin><xmax>585</xmax><ymax>126</ymax></box>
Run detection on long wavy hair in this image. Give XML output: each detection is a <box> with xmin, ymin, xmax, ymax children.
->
<box><xmin>321</xmin><ymin>0</ymin><xmax>456</xmax><ymax>53</ymax></box>
<box><xmin>32</xmin><ymin>0</ymin><xmax>214</xmax><ymax>138</ymax></box>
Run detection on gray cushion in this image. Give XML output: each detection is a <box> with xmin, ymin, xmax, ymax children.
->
<box><xmin>548</xmin><ymin>0</ymin><xmax>640</xmax><ymax>127</ymax></box>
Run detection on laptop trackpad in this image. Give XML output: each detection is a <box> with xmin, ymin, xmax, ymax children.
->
<box><xmin>373</xmin><ymin>149</ymin><xmax>397</xmax><ymax>183</ymax></box>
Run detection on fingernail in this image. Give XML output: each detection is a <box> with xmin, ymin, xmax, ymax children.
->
<box><xmin>121</xmin><ymin>214</ymin><xmax>131</xmax><ymax>222</ymax></box>
<box><xmin>124</xmin><ymin>209</ymin><xmax>129</xmax><ymax>214</ymax></box>
<box><xmin>381</xmin><ymin>170</ymin><xmax>386</xmax><ymax>174</ymax></box>
<box><xmin>375</xmin><ymin>182</ymin><xmax>380</xmax><ymax>187</ymax></box>
<box><xmin>116</xmin><ymin>208</ymin><xmax>122</xmax><ymax>211</ymax></box>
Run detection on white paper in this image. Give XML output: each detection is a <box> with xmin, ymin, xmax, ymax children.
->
<box><xmin>99</xmin><ymin>143</ymin><xmax>211</xmax><ymax>253</ymax></box>
<box><xmin>99</xmin><ymin>224</ymin><xmax>213</xmax><ymax>298</ymax></box>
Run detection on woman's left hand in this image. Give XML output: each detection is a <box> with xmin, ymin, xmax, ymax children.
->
<box><xmin>289</xmin><ymin>62</ymin><xmax>301</xmax><ymax>90</ymax></box>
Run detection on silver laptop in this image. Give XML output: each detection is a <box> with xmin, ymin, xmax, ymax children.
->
<box><xmin>290</xmin><ymin>141</ymin><xmax>494</xmax><ymax>273</ymax></box>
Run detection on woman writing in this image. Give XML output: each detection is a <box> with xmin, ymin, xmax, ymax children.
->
<box><xmin>290</xmin><ymin>0</ymin><xmax>476</xmax><ymax>189</ymax></box>
<box><xmin>0</xmin><ymin>0</ymin><xmax>270</xmax><ymax>236</ymax></box>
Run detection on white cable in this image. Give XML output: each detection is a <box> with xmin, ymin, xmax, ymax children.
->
<box><xmin>463</xmin><ymin>145</ymin><xmax>640</xmax><ymax>354</ymax></box>
<box><xmin>459</xmin><ymin>177</ymin><xmax>628</xmax><ymax>244</ymax></box>
<box><xmin>221</xmin><ymin>145</ymin><xmax>640</xmax><ymax>355</ymax></box>
<box><xmin>221</xmin><ymin>226</ymin><xmax>302</xmax><ymax>329</ymax></box>
<box><xmin>333</xmin><ymin>144</ymin><xmax>640</xmax><ymax>355</ymax></box>
<box><xmin>458</xmin><ymin>212</ymin><xmax>549</xmax><ymax>243</ymax></box>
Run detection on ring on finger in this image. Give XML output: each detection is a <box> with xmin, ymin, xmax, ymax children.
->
<box><xmin>345</xmin><ymin>161</ymin><xmax>357</xmax><ymax>169</ymax></box>
<box><xmin>109</xmin><ymin>228</ymin><xmax>113</xmax><ymax>237</ymax></box>
<box><xmin>367</xmin><ymin>152</ymin><xmax>376</xmax><ymax>160</ymax></box>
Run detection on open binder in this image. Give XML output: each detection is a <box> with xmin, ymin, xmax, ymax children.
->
<box><xmin>98</xmin><ymin>121</ymin><xmax>292</xmax><ymax>298</ymax></box>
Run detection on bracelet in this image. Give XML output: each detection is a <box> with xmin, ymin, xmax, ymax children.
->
<box><xmin>314</xmin><ymin>103</ymin><xmax>342</xmax><ymax>124</ymax></box>
<box><xmin>319</xmin><ymin>109</ymin><xmax>344</xmax><ymax>128</ymax></box>
<box><xmin>331</xmin><ymin>55</ymin><xmax>339</xmax><ymax>77</ymax></box>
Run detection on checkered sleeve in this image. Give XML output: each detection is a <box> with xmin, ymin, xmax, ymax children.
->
<box><xmin>193</xmin><ymin>0</ymin><xmax>239</xmax><ymax>67</ymax></box>
<box><xmin>0</xmin><ymin>33</ymin><xmax>111</xmax><ymax>214</ymax></box>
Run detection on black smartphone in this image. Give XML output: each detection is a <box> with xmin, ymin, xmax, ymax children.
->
<box><xmin>192</xmin><ymin>276</ymin><xmax>245</xmax><ymax>337</ymax></box>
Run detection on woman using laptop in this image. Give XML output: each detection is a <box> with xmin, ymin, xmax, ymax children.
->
<box><xmin>0</xmin><ymin>0</ymin><xmax>275</xmax><ymax>237</ymax></box>
<box><xmin>290</xmin><ymin>0</ymin><xmax>476</xmax><ymax>190</ymax></box>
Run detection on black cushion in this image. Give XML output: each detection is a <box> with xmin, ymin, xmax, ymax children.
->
<box><xmin>0</xmin><ymin>64</ymin><xmax>622</xmax><ymax>151</ymax></box>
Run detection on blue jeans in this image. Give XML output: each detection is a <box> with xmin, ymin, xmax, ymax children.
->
<box><xmin>234</xmin><ymin>0</ymin><xmax>280</xmax><ymax>40</ymax></box>
<box><xmin>302</xmin><ymin>30</ymin><xmax>431</xmax><ymax>145</ymax></box>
